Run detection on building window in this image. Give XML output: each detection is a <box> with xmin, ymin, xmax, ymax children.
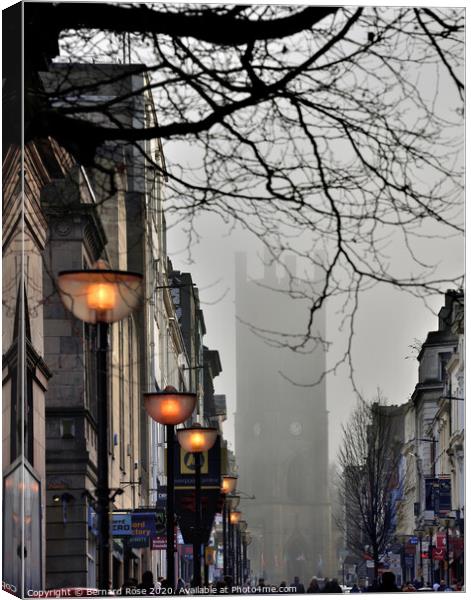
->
<box><xmin>87</xmin><ymin>534</ymin><xmax>97</xmax><ymax>588</ymax></box>
<box><xmin>60</xmin><ymin>419</ymin><xmax>75</xmax><ymax>439</ymax></box>
<box><xmin>438</xmin><ymin>352</ymin><xmax>452</xmax><ymax>382</ymax></box>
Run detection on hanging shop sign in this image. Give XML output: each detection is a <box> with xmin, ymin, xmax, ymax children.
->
<box><xmin>130</xmin><ymin>511</ymin><xmax>157</xmax><ymax>537</ymax></box>
<box><xmin>112</xmin><ymin>513</ymin><xmax>132</xmax><ymax>536</ymax></box>
<box><xmin>112</xmin><ymin>511</ymin><xmax>157</xmax><ymax>538</ymax></box>
<box><xmin>151</xmin><ymin>529</ymin><xmax>177</xmax><ymax>550</ymax></box>
<box><xmin>156</xmin><ymin>486</ymin><xmax>167</xmax><ymax>508</ymax></box>
<box><xmin>128</xmin><ymin>535</ymin><xmax>150</xmax><ymax>549</ymax></box>
<box><xmin>436</xmin><ymin>532</ymin><xmax>446</xmax><ymax>550</ymax></box>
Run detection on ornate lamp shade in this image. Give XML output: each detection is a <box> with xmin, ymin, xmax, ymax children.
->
<box><xmin>57</xmin><ymin>267</ymin><xmax>143</xmax><ymax>324</ymax></box>
<box><xmin>221</xmin><ymin>476</ymin><xmax>238</xmax><ymax>495</ymax></box>
<box><xmin>230</xmin><ymin>510</ymin><xmax>242</xmax><ymax>525</ymax></box>
<box><xmin>176</xmin><ymin>423</ymin><xmax>218</xmax><ymax>453</ymax></box>
<box><xmin>227</xmin><ymin>495</ymin><xmax>240</xmax><ymax>510</ymax></box>
<box><xmin>144</xmin><ymin>386</ymin><xmax>196</xmax><ymax>425</ymax></box>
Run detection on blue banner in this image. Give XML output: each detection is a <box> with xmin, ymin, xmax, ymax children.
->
<box><xmin>112</xmin><ymin>513</ymin><xmax>132</xmax><ymax>536</ymax></box>
<box><xmin>131</xmin><ymin>512</ymin><xmax>157</xmax><ymax>537</ymax></box>
<box><xmin>112</xmin><ymin>511</ymin><xmax>157</xmax><ymax>538</ymax></box>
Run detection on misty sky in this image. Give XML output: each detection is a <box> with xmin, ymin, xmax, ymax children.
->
<box><xmin>165</xmin><ymin>206</ymin><xmax>462</xmax><ymax>463</ymax></box>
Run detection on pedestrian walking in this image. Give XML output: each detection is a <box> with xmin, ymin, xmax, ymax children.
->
<box><xmin>412</xmin><ymin>578</ymin><xmax>422</xmax><ymax>590</ymax></box>
<box><xmin>138</xmin><ymin>571</ymin><xmax>156</xmax><ymax>595</ymax></box>
<box><xmin>278</xmin><ymin>581</ymin><xmax>288</xmax><ymax>593</ymax></box>
<box><xmin>306</xmin><ymin>577</ymin><xmax>321</xmax><ymax>593</ymax></box>
<box><xmin>291</xmin><ymin>576</ymin><xmax>305</xmax><ymax>593</ymax></box>
<box><xmin>329</xmin><ymin>579</ymin><xmax>343</xmax><ymax>593</ymax></box>
<box><xmin>377</xmin><ymin>572</ymin><xmax>400</xmax><ymax>593</ymax></box>
<box><xmin>437</xmin><ymin>579</ymin><xmax>447</xmax><ymax>591</ymax></box>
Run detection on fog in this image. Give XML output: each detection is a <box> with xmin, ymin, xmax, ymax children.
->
<box><xmin>165</xmin><ymin>175</ymin><xmax>462</xmax><ymax>463</ymax></box>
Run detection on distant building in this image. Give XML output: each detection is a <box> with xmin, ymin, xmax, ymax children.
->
<box><xmin>169</xmin><ymin>266</ymin><xmax>206</xmax><ymax>414</ymax></box>
<box><xmin>203</xmin><ymin>347</ymin><xmax>223</xmax><ymax>428</ymax></box>
<box><xmin>234</xmin><ymin>252</ymin><xmax>332</xmax><ymax>584</ymax></box>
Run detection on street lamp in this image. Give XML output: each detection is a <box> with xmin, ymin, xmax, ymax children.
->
<box><xmin>227</xmin><ymin>495</ymin><xmax>240</xmax><ymax>510</ymax></box>
<box><xmin>440</xmin><ymin>515</ymin><xmax>456</xmax><ymax>587</ymax></box>
<box><xmin>228</xmin><ymin>508</ymin><xmax>241</xmax><ymax>580</ymax></box>
<box><xmin>57</xmin><ymin>261</ymin><xmax>143</xmax><ymax>591</ymax></box>
<box><xmin>221</xmin><ymin>476</ymin><xmax>238</xmax><ymax>578</ymax></box>
<box><xmin>222</xmin><ymin>476</ymin><xmax>238</xmax><ymax>495</ymax></box>
<box><xmin>229</xmin><ymin>511</ymin><xmax>242</xmax><ymax>584</ymax></box>
<box><xmin>143</xmin><ymin>387</ymin><xmax>197</xmax><ymax>589</ymax></box>
<box><xmin>237</xmin><ymin>520</ymin><xmax>247</xmax><ymax>585</ymax></box>
<box><xmin>414</xmin><ymin>528</ymin><xmax>425</xmax><ymax>585</ymax></box>
<box><xmin>176</xmin><ymin>424</ymin><xmax>218</xmax><ymax>587</ymax></box>
<box><xmin>428</xmin><ymin>526</ymin><xmax>436</xmax><ymax>586</ymax></box>
<box><xmin>241</xmin><ymin>530</ymin><xmax>251</xmax><ymax>584</ymax></box>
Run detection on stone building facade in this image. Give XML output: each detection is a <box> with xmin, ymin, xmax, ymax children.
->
<box><xmin>2</xmin><ymin>137</ymin><xmax>74</xmax><ymax>594</ymax></box>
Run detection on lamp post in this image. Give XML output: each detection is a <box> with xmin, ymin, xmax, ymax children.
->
<box><xmin>235</xmin><ymin>526</ymin><xmax>241</xmax><ymax>585</ymax></box>
<box><xmin>177</xmin><ymin>424</ymin><xmax>218</xmax><ymax>587</ymax></box>
<box><xmin>221</xmin><ymin>476</ymin><xmax>237</xmax><ymax>578</ymax></box>
<box><xmin>57</xmin><ymin>262</ymin><xmax>143</xmax><ymax>590</ymax></box>
<box><xmin>414</xmin><ymin>528</ymin><xmax>425</xmax><ymax>585</ymax></box>
<box><xmin>144</xmin><ymin>387</ymin><xmax>196</xmax><ymax>589</ymax></box>
<box><xmin>238</xmin><ymin>520</ymin><xmax>247</xmax><ymax>585</ymax></box>
<box><xmin>428</xmin><ymin>527</ymin><xmax>435</xmax><ymax>586</ymax></box>
<box><xmin>440</xmin><ymin>515</ymin><xmax>455</xmax><ymax>587</ymax></box>
<box><xmin>229</xmin><ymin>508</ymin><xmax>241</xmax><ymax>582</ymax></box>
<box><xmin>242</xmin><ymin>530</ymin><xmax>251</xmax><ymax>584</ymax></box>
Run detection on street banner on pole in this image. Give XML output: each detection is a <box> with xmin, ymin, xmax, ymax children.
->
<box><xmin>436</xmin><ymin>532</ymin><xmax>446</xmax><ymax>550</ymax></box>
<box><xmin>425</xmin><ymin>476</ymin><xmax>452</xmax><ymax>515</ymax></box>
<box><xmin>174</xmin><ymin>436</ymin><xmax>221</xmax><ymax>489</ymax></box>
<box><xmin>173</xmin><ymin>437</ymin><xmax>222</xmax><ymax>544</ymax></box>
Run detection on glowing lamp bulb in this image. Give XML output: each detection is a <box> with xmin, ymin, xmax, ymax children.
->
<box><xmin>87</xmin><ymin>283</ymin><xmax>116</xmax><ymax>311</ymax></box>
<box><xmin>230</xmin><ymin>511</ymin><xmax>242</xmax><ymax>525</ymax></box>
<box><xmin>161</xmin><ymin>398</ymin><xmax>180</xmax><ymax>419</ymax></box>
<box><xmin>222</xmin><ymin>480</ymin><xmax>230</xmax><ymax>493</ymax></box>
<box><xmin>190</xmin><ymin>431</ymin><xmax>205</xmax><ymax>451</ymax></box>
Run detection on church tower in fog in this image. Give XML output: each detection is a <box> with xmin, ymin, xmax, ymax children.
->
<box><xmin>234</xmin><ymin>252</ymin><xmax>332</xmax><ymax>584</ymax></box>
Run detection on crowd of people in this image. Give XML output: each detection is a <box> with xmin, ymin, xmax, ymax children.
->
<box><xmin>119</xmin><ymin>571</ymin><xmax>464</xmax><ymax>594</ymax></box>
